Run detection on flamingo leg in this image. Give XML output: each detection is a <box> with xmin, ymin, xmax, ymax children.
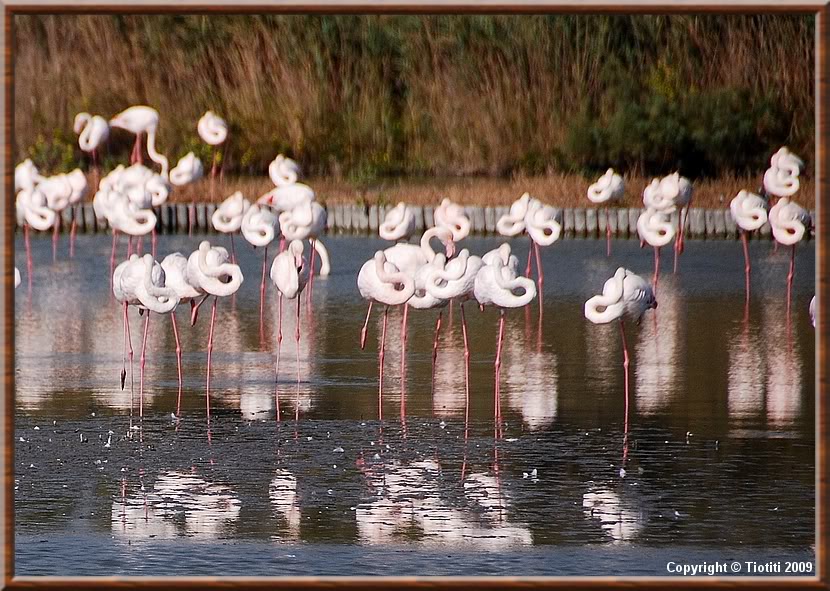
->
<box><xmin>307</xmin><ymin>238</ymin><xmax>317</xmax><ymax>302</ymax></box>
<box><xmin>171</xmin><ymin>313</ymin><xmax>183</xmax><ymax>418</ymax></box>
<box><xmin>52</xmin><ymin>217</ymin><xmax>59</xmax><ymax>263</ymax></box>
<box><xmin>69</xmin><ymin>212</ymin><xmax>77</xmax><ymax>259</ymax></box>
<box><xmin>360</xmin><ymin>302</ymin><xmax>373</xmax><ymax>350</ymax></box>
<box><xmin>210</xmin><ymin>149</ymin><xmax>217</xmax><ymax>200</ymax></box>
<box><xmin>151</xmin><ymin>227</ymin><xmax>157</xmax><ymax>258</ymax></box>
<box><xmin>275</xmin><ymin>293</ymin><xmax>283</xmax><ymax>383</ymax></box>
<box><xmin>619</xmin><ymin>319</ymin><xmax>630</xmax><ymax>435</ymax></box>
<box><xmin>534</xmin><ymin>241</ymin><xmax>544</xmax><ymax>321</ymax></box>
<box><xmin>431</xmin><ymin>310</ymin><xmax>443</xmax><ymax>392</ymax></box>
<box><xmin>460</xmin><ymin>301</ymin><xmax>470</xmax><ymax>409</ymax></box>
<box><xmin>24</xmin><ymin>224</ymin><xmax>33</xmax><ymax>281</ymax></box>
<box><xmin>378</xmin><ymin>306</ymin><xmax>389</xmax><ymax>421</ymax></box>
<box><xmin>259</xmin><ymin>247</ymin><xmax>268</xmax><ymax>335</ymax></box>
<box><xmin>653</xmin><ymin>246</ymin><xmax>660</xmax><ymax>287</ymax></box>
<box><xmin>124</xmin><ymin>303</ymin><xmax>135</xmax><ymax>426</ymax></box>
<box><xmin>92</xmin><ymin>149</ymin><xmax>100</xmax><ymax>190</ymax></box>
<box><xmin>205</xmin><ymin>296</ymin><xmax>218</xmax><ymax>422</ymax></box>
<box><xmin>127</xmin><ymin>236</ymin><xmax>133</xmax><ymax>259</ymax></box>
<box><xmin>139</xmin><ymin>311</ymin><xmax>151</xmax><ymax>419</ymax></box>
<box><xmin>295</xmin><ymin>295</ymin><xmax>301</xmax><ymax>422</ymax></box>
<box><xmin>190</xmin><ymin>294</ymin><xmax>209</xmax><ymax>326</ymax></box>
<box><xmin>525</xmin><ymin>236</ymin><xmax>533</xmax><ymax>278</ymax></box>
<box><xmin>494</xmin><ymin>309</ymin><xmax>506</xmax><ymax>435</ymax></box>
<box><xmin>188</xmin><ymin>202</ymin><xmax>195</xmax><ymax>237</ymax></box>
<box><xmin>605</xmin><ymin>208</ymin><xmax>612</xmax><ymax>257</ymax></box>
<box><xmin>786</xmin><ymin>244</ymin><xmax>796</xmax><ymax>315</ymax></box>
<box><xmin>110</xmin><ymin>231</ymin><xmax>118</xmax><ymax>280</ymax></box>
<box><xmin>230</xmin><ymin>233</ymin><xmax>237</xmax><ymax>265</ymax></box>
<box><xmin>400</xmin><ymin>303</ymin><xmax>409</xmax><ymax>418</ymax></box>
<box><xmin>741</xmin><ymin>230</ymin><xmax>751</xmax><ymax>303</ymax></box>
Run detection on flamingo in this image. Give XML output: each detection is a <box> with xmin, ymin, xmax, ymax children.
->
<box><xmin>587</xmin><ymin>169</ymin><xmax>625</xmax><ymax>256</ymax></box>
<box><xmin>357</xmin><ymin>250</ymin><xmax>415</xmax><ymax>419</ymax></box>
<box><xmin>160</xmin><ymin>252</ymin><xmax>203</xmax><ymax>417</ymax></box>
<box><xmin>270</xmin><ymin>240</ymin><xmax>310</xmax><ymax>416</ymax></box>
<box><xmin>584</xmin><ymin>267</ymin><xmax>657</xmax><ymax>450</ymax></box>
<box><xmin>109</xmin><ymin>106</ymin><xmax>168</xmax><ymax>176</ymax></box>
<box><xmin>258</xmin><ymin>155</ymin><xmax>310</xmax><ymax>213</ymax></box>
<box><xmin>36</xmin><ymin>171</ymin><xmax>85</xmax><ymax>261</ymax></box>
<box><xmin>379</xmin><ymin>203</ymin><xmax>417</xmax><ymax>242</ymax></box>
<box><xmin>15</xmin><ymin>159</ymin><xmax>42</xmax><ymax>193</ymax></box>
<box><xmin>433</xmin><ymin>198</ymin><xmax>470</xmax><ymax>246</ymax></box>
<box><xmin>197</xmin><ymin>111</ymin><xmax>228</xmax><ymax>199</ymax></box>
<box><xmin>473</xmin><ymin>243</ymin><xmax>537</xmax><ymax>432</ymax></box>
<box><xmin>74</xmin><ymin>112</ymin><xmax>109</xmax><ymax>187</ymax></box>
<box><xmin>241</xmin><ymin>204</ymin><xmax>279</xmax><ymax>331</ymax></box>
<box><xmin>763</xmin><ymin>147</ymin><xmax>804</xmax><ymax>201</ymax></box>
<box><xmin>524</xmin><ymin>197</ymin><xmax>562</xmax><ymax>311</ymax></box>
<box><xmin>643</xmin><ymin>174</ymin><xmax>692</xmax><ymax>271</ymax></box>
<box><xmin>636</xmin><ymin>208</ymin><xmax>675</xmax><ymax>286</ymax></box>
<box><xmin>169</xmin><ymin>152</ymin><xmax>204</xmax><ymax>187</ymax></box>
<box><xmin>186</xmin><ymin>241</ymin><xmax>244</xmax><ymax>420</ymax></box>
<box><xmin>769</xmin><ymin>197</ymin><xmax>810</xmax><ymax>313</ymax></box>
<box><xmin>729</xmin><ymin>190</ymin><xmax>769</xmax><ymax>302</ymax></box>
<box><xmin>269</xmin><ymin>154</ymin><xmax>300</xmax><ymax>187</ymax></box>
<box><xmin>211</xmin><ymin>191</ymin><xmax>251</xmax><ymax>263</ymax></box>
<box><xmin>113</xmin><ymin>254</ymin><xmax>178</xmax><ymax>421</ymax></box>
<box><xmin>278</xmin><ymin>200</ymin><xmax>329</xmax><ymax>298</ymax></box>
<box><xmin>16</xmin><ymin>186</ymin><xmax>56</xmax><ymax>279</ymax></box>
<box><xmin>424</xmin><ymin>249</ymin><xmax>485</xmax><ymax>398</ymax></box>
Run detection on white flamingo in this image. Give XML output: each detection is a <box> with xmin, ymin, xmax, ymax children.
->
<box><xmin>636</xmin><ymin>207</ymin><xmax>675</xmax><ymax>285</ymax></box>
<box><xmin>584</xmin><ymin>267</ymin><xmax>657</xmax><ymax>444</ymax></box>
<box><xmin>197</xmin><ymin>111</ymin><xmax>228</xmax><ymax>197</ymax></box>
<box><xmin>524</xmin><ymin>197</ymin><xmax>561</xmax><ymax>307</ymax></box>
<box><xmin>241</xmin><ymin>204</ymin><xmax>279</xmax><ymax>330</ymax></box>
<box><xmin>186</xmin><ymin>241</ymin><xmax>244</xmax><ymax>420</ymax></box>
<box><xmin>270</xmin><ymin>239</ymin><xmax>310</xmax><ymax>419</ymax></box>
<box><xmin>763</xmin><ymin>147</ymin><xmax>804</xmax><ymax>200</ymax></box>
<box><xmin>357</xmin><ymin>250</ymin><xmax>415</xmax><ymax>419</ymax></box>
<box><xmin>379</xmin><ymin>202</ymin><xmax>417</xmax><ymax>242</ymax></box>
<box><xmin>109</xmin><ymin>106</ymin><xmax>168</xmax><ymax>175</ymax></box>
<box><xmin>769</xmin><ymin>197</ymin><xmax>810</xmax><ymax>312</ymax></box>
<box><xmin>211</xmin><ymin>191</ymin><xmax>251</xmax><ymax>262</ymax></box>
<box><xmin>587</xmin><ymin>169</ymin><xmax>625</xmax><ymax>256</ymax></box>
<box><xmin>15</xmin><ymin>159</ymin><xmax>42</xmax><ymax>193</ymax></box>
<box><xmin>74</xmin><ymin>112</ymin><xmax>109</xmax><ymax>185</ymax></box>
<box><xmin>730</xmin><ymin>190</ymin><xmax>769</xmax><ymax>301</ymax></box>
<box><xmin>279</xmin><ymin>200</ymin><xmax>330</xmax><ymax>298</ymax></box>
<box><xmin>473</xmin><ymin>243</ymin><xmax>536</xmax><ymax>430</ymax></box>
<box><xmin>113</xmin><ymin>253</ymin><xmax>178</xmax><ymax>421</ymax></box>
<box><xmin>16</xmin><ymin>186</ymin><xmax>56</xmax><ymax>278</ymax></box>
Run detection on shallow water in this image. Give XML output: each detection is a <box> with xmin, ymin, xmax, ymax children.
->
<box><xmin>14</xmin><ymin>233</ymin><xmax>816</xmax><ymax>576</ymax></box>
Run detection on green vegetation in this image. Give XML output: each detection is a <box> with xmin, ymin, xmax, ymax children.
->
<box><xmin>14</xmin><ymin>15</ymin><xmax>814</xmax><ymax>179</ymax></box>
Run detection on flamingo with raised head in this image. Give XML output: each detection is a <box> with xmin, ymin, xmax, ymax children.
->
<box><xmin>584</xmin><ymin>267</ymin><xmax>657</xmax><ymax>447</ymax></box>
<box><xmin>241</xmin><ymin>204</ymin><xmax>279</xmax><ymax>331</ymax></box>
<box><xmin>113</xmin><ymin>254</ymin><xmax>178</xmax><ymax>421</ymax></box>
<box><xmin>109</xmin><ymin>106</ymin><xmax>168</xmax><ymax>176</ymax></box>
<box><xmin>636</xmin><ymin>208</ymin><xmax>675</xmax><ymax>286</ymax></box>
<box><xmin>212</xmin><ymin>191</ymin><xmax>251</xmax><ymax>262</ymax></box>
<box><xmin>186</xmin><ymin>241</ymin><xmax>244</xmax><ymax>420</ymax></box>
<box><xmin>769</xmin><ymin>197</ymin><xmax>810</xmax><ymax>313</ymax></box>
<box><xmin>357</xmin><ymin>250</ymin><xmax>415</xmax><ymax>419</ymax></box>
<box><xmin>587</xmin><ymin>169</ymin><xmax>625</xmax><ymax>256</ymax></box>
<box><xmin>730</xmin><ymin>190</ymin><xmax>769</xmax><ymax>302</ymax></box>
<box><xmin>270</xmin><ymin>240</ymin><xmax>310</xmax><ymax>419</ymax></box>
<box><xmin>473</xmin><ymin>243</ymin><xmax>536</xmax><ymax>432</ymax></box>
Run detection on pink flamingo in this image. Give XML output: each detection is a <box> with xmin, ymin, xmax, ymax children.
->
<box><xmin>729</xmin><ymin>190</ymin><xmax>769</xmax><ymax>302</ymax></box>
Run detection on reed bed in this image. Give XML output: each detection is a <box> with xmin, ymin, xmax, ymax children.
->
<box><xmin>15</xmin><ymin>14</ymin><xmax>815</xmax><ymax>182</ymax></box>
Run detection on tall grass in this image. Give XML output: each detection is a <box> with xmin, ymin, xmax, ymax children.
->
<box><xmin>14</xmin><ymin>15</ymin><xmax>814</xmax><ymax>180</ymax></box>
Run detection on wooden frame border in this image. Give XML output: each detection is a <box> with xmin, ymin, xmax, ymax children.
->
<box><xmin>2</xmin><ymin>3</ymin><xmax>827</xmax><ymax>589</ymax></box>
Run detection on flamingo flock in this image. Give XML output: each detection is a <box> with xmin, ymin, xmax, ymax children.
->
<box><xmin>12</xmin><ymin>105</ymin><xmax>816</xmax><ymax>442</ymax></box>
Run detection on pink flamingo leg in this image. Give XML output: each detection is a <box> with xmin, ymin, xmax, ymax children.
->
<box><xmin>69</xmin><ymin>213</ymin><xmax>77</xmax><ymax>259</ymax></box>
<box><xmin>360</xmin><ymin>302</ymin><xmax>373</xmax><ymax>350</ymax></box>
<box><xmin>230</xmin><ymin>233</ymin><xmax>237</xmax><ymax>264</ymax></box>
<box><xmin>605</xmin><ymin>208</ymin><xmax>612</xmax><ymax>257</ymax></box>
<box><xmin>274</xmin><ymin>292</ymin><xmax>283</xmax><ymax>421</ymax></box>
<box><xmin>494</xmin><ymin>309</ymin><xmax>506</xmax><ymax>436</ymax></box>
<box><xmin>741</xmin><ymin>231</ymin><xmax>751</xmax><ymax>303</ymax></box>
<box><xmin>295</xmin><ymin>295</ymin><xmax>302</xmax><ymax>422</ymax></box>
<box><xmin>188</xmin><ymin>202</ymin><xmax>195</xmax><ymax>237</ymax></box>
<box><xmin>430</xmin><ymin>310</ymin><xmax>443</xmax><ymax>392</ymax></box>
<box><xmin>378</xmin><ymin>306</ymin><xmax>389</xmax><ymax>421</ymax></box>
<box><xmin>460</xmin><ymin>302</ymin><xmax>470</xmax><ymax>408</ymax></box>
<box><xmin>619</xmin><ymin>319</ymin><xmax>630</xmax><ymax>434</ymax></box>
<box><xmin>205</xmin><ymin>296</ymin><xmax>218</xmax><ymax>422</ymax></box>
<box><xmin>533</xmin><ymin>241</ymin><xmax>544</xmax><ymax>319</ymax></box>
<box><xmin>52</xmin><ymin>218</ymin><xmax>59</xmax><ymax>263</ymax></box>
<box><xmin>307</xmin><ymin>239</ymin><xmax>317</xmax><ymax>302</ymax></box>
<box><xmin>151</xmin><ymin>227</ymin><xmax>157</xmax><ymax>258</ymax></box>
<box><xmin>139</xmin><ymin>311</ymin><xmax>151</xmax><ymax>419</ymax></box>
<box><xmin>259</xmin><ymin>247</ymin><xmax>268</xmax><ymax>335</ymax></box>
<box><xmin>124</xmin><ymin>303</ymin><xmax>135</xmax><ymax>427</ymax></box>
<box><xmin>786</xmin><ymin>244</ymin><xmax>795</xmax><ymax>315</ymax></box>
<box><xmin>525</xmin><ymin>237</ymin><xmax>533</xmax><ymax>278</ymax></box>
<box><xmin>171</xmin><ymin>313</ymin><xmax>183</xmax><ymax>417</ymax></box>
<box><xmin>653</xmin><ymin>246</ymin><xmax>661</xmax><ymax>288</ymax></box>
<box><xmin>24</xmin><ymin>224</ymin><xmax>33</xmax><ymax>280</ymax></box>
<box><xmin>210</xmin><ymin>149</ymin><xmax>217</xmax><ymax>200</ymax></box>
<box><xmin>400</xmin><ymin>303</ymin><xmax>409</xmax><ymax>421</ymax></box>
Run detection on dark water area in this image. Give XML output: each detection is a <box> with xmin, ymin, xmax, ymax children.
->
<box><xmin>14</xmin><ymin>233</ymin><xmax>816</xmax><ymax>576</ymax></box>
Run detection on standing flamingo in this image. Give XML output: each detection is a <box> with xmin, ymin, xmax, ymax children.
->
<box><xmin>769</xmin><ymin>197</ymin><xmax>810</xmax><ymax>313</ymax></box>
<box><xmin>587</xmin><ymin>169</ymin><xmax>625</xmax><ymax>256</ymax></box>
<box><xmin>113</xmin><ymin>254</ymin><xmax>178</xmax><ymax>420</ymax></box>
<box><xmin>15</xmin><ymin>159</ymin><xmax>42</xmax><ymax>193</ymax></box>
<box><xmin>473</xmin><ymin>244</ymin><xmax>537</xmax><ymax>432</ymax></box>
<box><xmin>636</xmin><ymin>208</ymin><xmax>675</xmax><ymax>286</ymax></box>
<box><xmin>730</xmin><ymin>190</ymin><xmax>769</xmax><ymax>302</ymax></box>
<box><xmin>278</xmin><ymin>200</ymin><xmax>329</xmax><ymax>299</ymax></box>
<box><xmin>524</xmin><ymin>197</ymin><xmax>562</xmax><ymax>312</ymax></box>
<box><xmin>197</xmin><ymin>111</ymin><xmax>228</xmax><ymax>200</ymax></box>
<box><xmin>74</xmin><ymin>112</ymin><xmax>109</xmax><ymax>187</ymax></box>
<box><xmin>584</xmin><ymin>267</ymin><xmax>657</xmax><ymax>451</ymax></box>
<box><xmin>433</xmin><ymin>198</ymin><xmax>470</xmax><ymax>247</ymax></box>
<box><xmin>380</xmin><ymin>203</ymin><xmax>417</xmax><ymax>242</ymax></box>
<box><xmin>186</xmin><ymin>241</ymin><xmax>244</xmax><ymax>421</ymax></box>
<box><xmin>212</xmin><ymin>191</ymin><xmax>251</xmax><ymax>262</ymax></box>
<box><xmin>109</xmin><ymin>106</ymin><xmax>168</xmax><ymax>175</ymax></box>
<box><xmin>763</xmin><ymin>147</ymin><xmax>804</xmax><ymax>201</ymax></box>
<box><xmin>160</xmin><ymin>253</ymin><xmax>203</xmax><ymax>417</ymax></box>
<box><xmin>270</xmin><ymin>240</ymin><xmax>310</xmax><ymax>417</ymax></box>
<box><xmin>658</xmin><ymin>173</ymin><xmax>693</xmax><ymax>271</ymax></box>
<box><xmin>16</xmin><ymin>186</ymin><xmax>57</xmax><ymax>279</ymax></box>
<box><xmin>241</xmin><ymin>204</ymin><xmax>279</xmax><ymax>331</ymax></box>
<box><xmin>357</xmin><ymin>251</ymin><xmax>415</xmax><ymax>420</ymax></box>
